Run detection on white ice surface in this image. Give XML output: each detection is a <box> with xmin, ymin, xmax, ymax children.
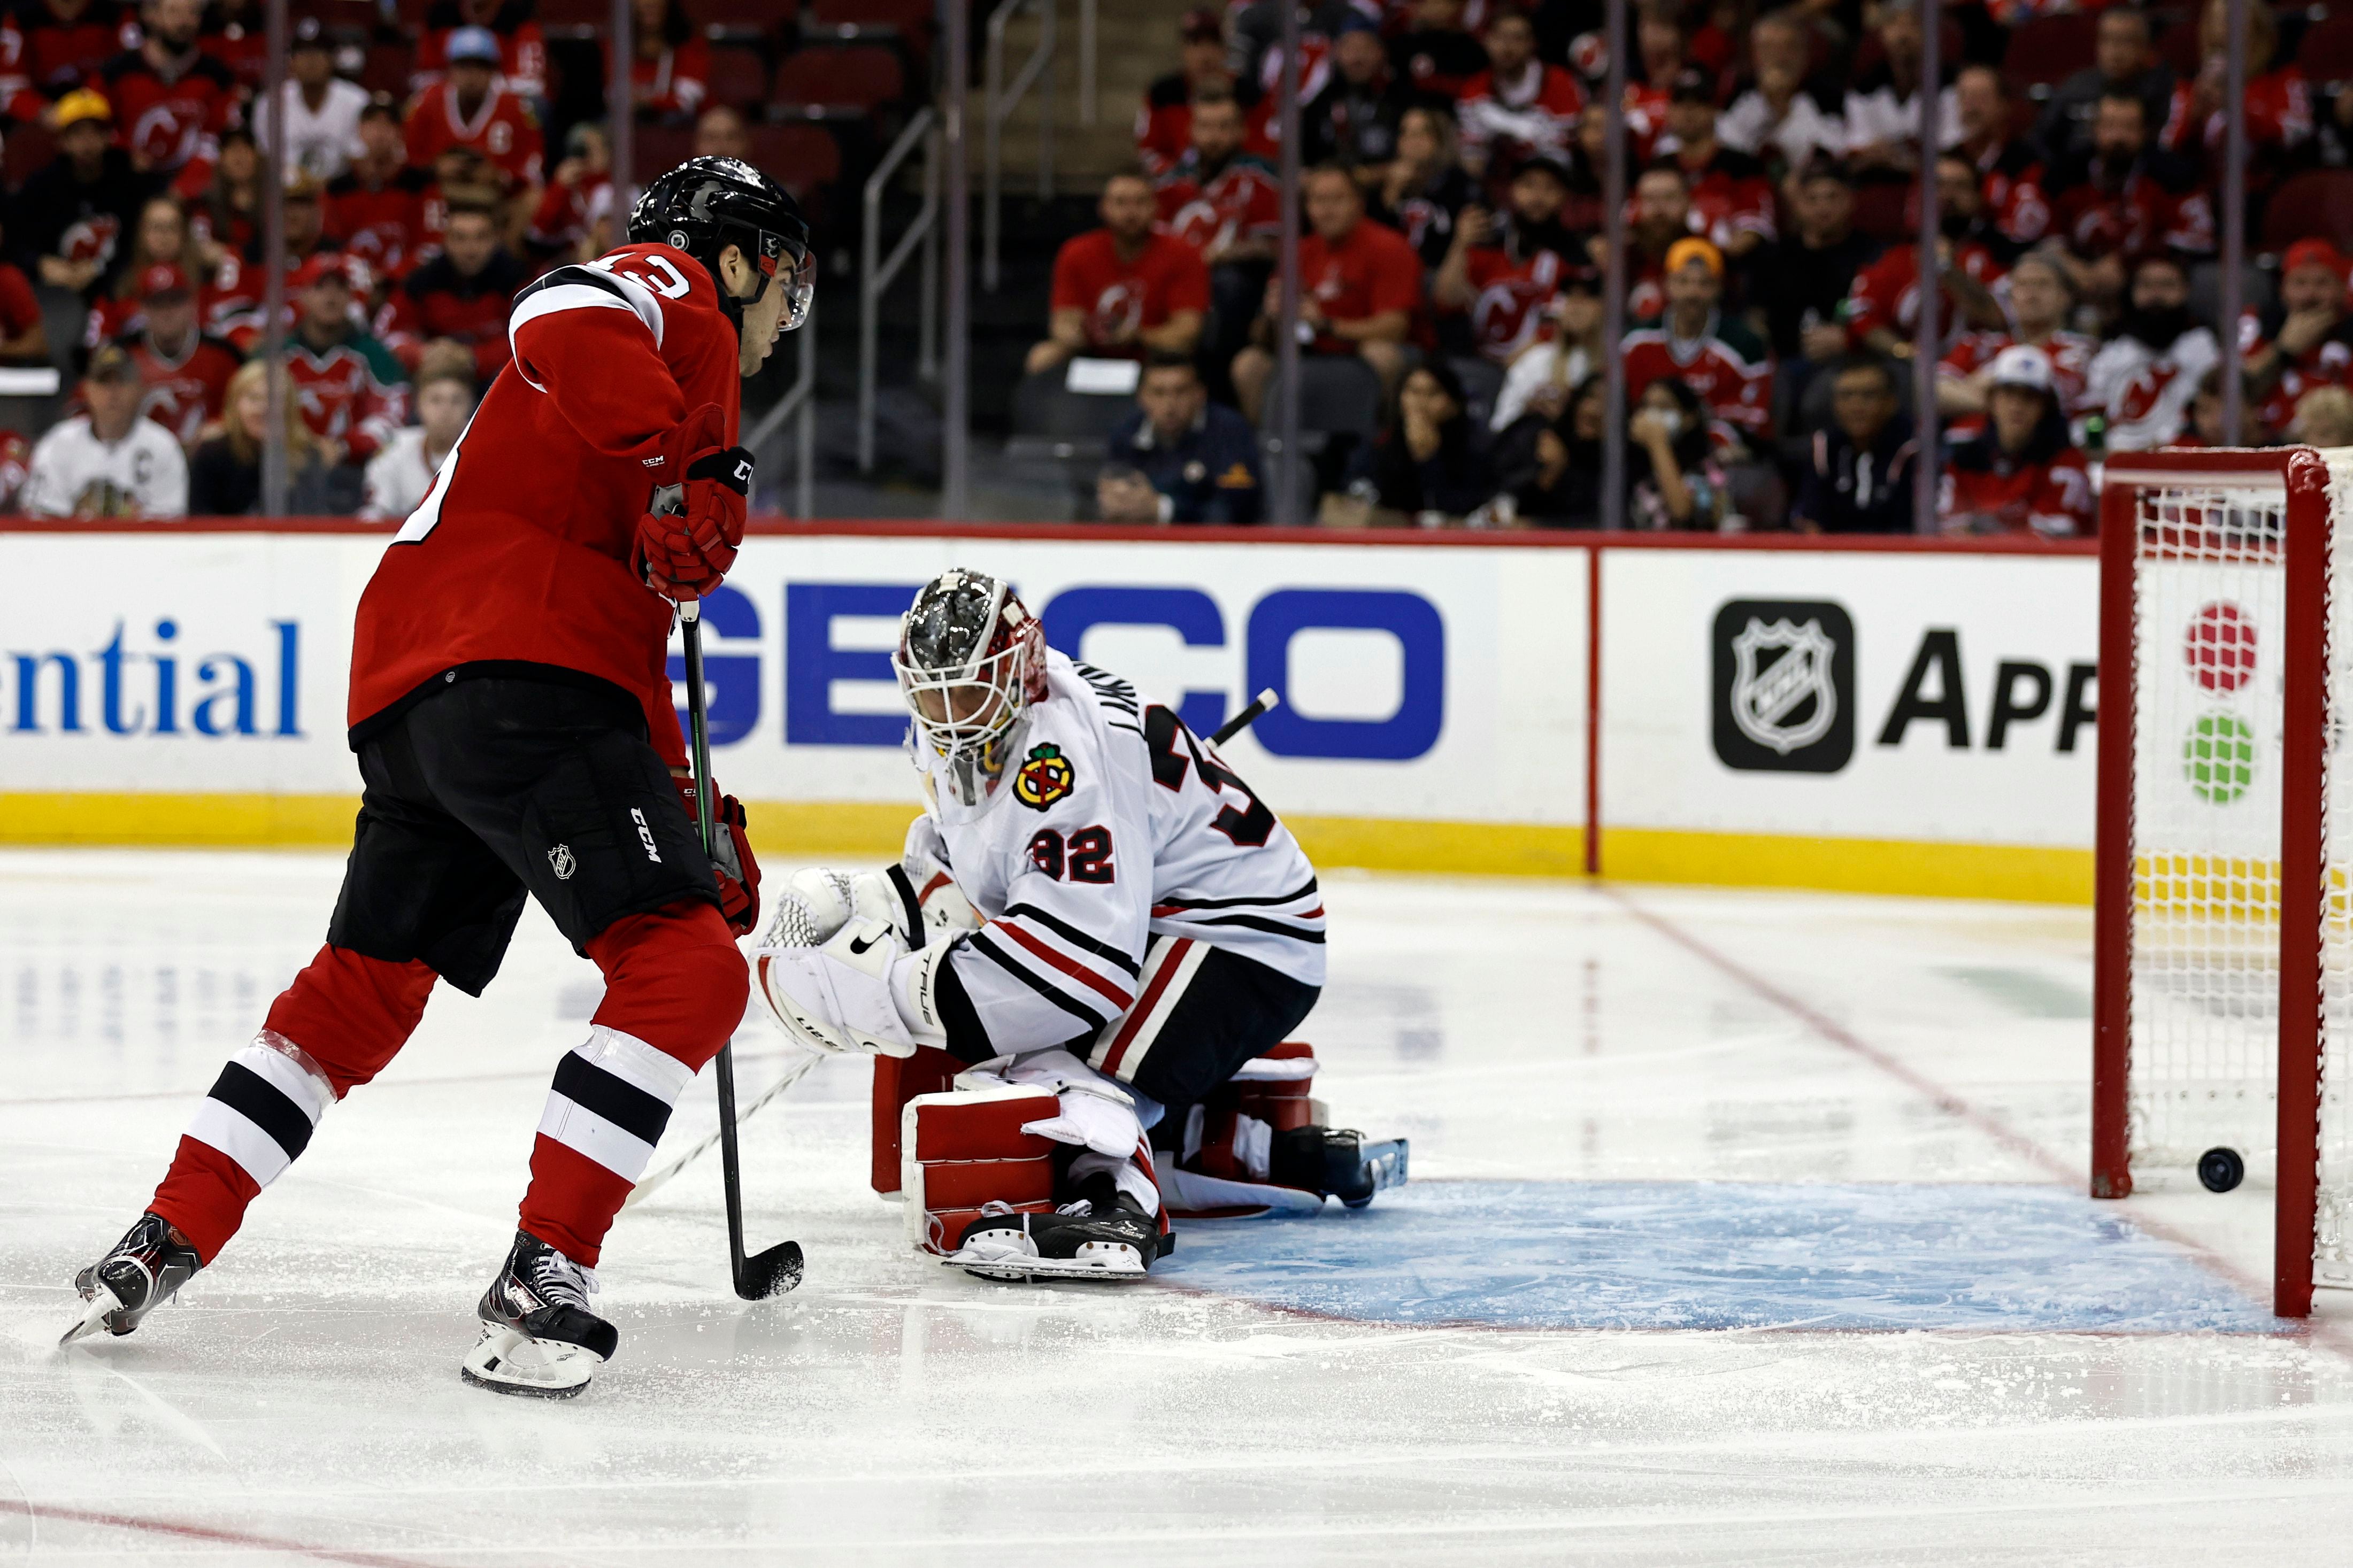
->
<box><xmin>5</xmin><ymin>850</ymin><xmax>2353</xmax><ymax>1564</ymax></box>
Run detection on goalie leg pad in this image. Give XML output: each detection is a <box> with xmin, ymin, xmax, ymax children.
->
<box><xmin>901</xmin><ymin>1085</ymin><xmax>1063</xmax><ymax>1256</ymax></box>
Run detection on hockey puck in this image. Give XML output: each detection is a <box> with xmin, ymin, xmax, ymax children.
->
<box><xmin>2198</xmin><ymin>1147</ymin><xmax>2245</xmax><ymax>1193</ymax></box>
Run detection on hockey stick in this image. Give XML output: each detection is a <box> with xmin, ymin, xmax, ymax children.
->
<box><xmin>623</xmin><ymin>1044</ymin><xmax>821</xmax><ymax>1208</ymax></box>
<box><xmin>1208</xmin><ymin>688</ymin><xmax>1280</xmax><ymax>747</ymax></box>
<box><xmin>681</xmin><ymin>599</ymin><xmax>804</xmax><ymax>1300</ymax></box>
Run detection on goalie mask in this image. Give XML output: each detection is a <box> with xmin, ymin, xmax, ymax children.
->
<box><xmin>894</xmin><ymin>570</ymin><xmax>1048</xmax><ymax>811</ymax></box>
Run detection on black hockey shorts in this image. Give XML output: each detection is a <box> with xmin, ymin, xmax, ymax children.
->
<box><xmin>1079</xmin><ymin>936</ymin><xmax>1320</xmax><ymax>1147</ymax></box>
<box><xmin>327</xmin><ymin>676</ymin><xmax>720</xmax><ymax>995</ymax></box>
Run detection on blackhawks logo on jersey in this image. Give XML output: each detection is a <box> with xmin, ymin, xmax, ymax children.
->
<box><xmin>1013</xmin><ymin>743</ymin><xmax>1074</xmax><ymax>811</ymax></box>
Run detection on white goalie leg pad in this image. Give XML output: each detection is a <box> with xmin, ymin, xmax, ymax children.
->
<box><xmin>1159</xmin><ymin>1162</ymin><xmax>1327</xmax><ymax>1218</ymax></box>
<box><xmin>755</xmin><ymin>918</ymin><xmax>950</xmax><ymax>1057</ymax></box>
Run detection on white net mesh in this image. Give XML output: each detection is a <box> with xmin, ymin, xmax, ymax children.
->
<box><xmin>2128</xmin><ymin>475</ymin><xmax>2290</xmax><ymax>1184</ymax></box>
<box><xmin>2125</xmin><ymin>451</ymin><xmax>2353</xmax><ymax>1289</ymax></box>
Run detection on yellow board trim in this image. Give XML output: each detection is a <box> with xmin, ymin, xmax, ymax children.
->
<box><xmin>0</xmin><ymin>793</ymin><xmax>2095</xmax><ymax>905</ymax></box>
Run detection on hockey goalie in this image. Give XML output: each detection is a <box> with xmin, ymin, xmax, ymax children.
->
<box><xmin>753</xmin><ymin>570</ymin><xmax>1406</xmax><ymax>1282</ymax></box>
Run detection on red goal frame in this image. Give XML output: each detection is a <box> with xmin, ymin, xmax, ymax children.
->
<box><xmin>2093</xmin><ymin>446</ymin><xmax>2336</xmax><ymax>1317</ymax></box>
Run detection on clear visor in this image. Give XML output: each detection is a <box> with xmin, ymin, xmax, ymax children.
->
<box><xmin>761</xmin><ymin>236</ymin><xmax>813</xmax><ymax>331</ymax></box>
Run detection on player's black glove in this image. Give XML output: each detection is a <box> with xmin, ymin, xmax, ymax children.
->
<box><xmin>635</xmin><ymin>403</ymin><xmax>752</xmax><ymax>600</ymax></box>
<box><xmin>676</xmin><ymin>776</ymin><xmax>761</xmax><ymax>935</ymax></box>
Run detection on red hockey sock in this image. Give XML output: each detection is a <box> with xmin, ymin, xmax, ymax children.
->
<box><xmin>518</xmin><ymin>902</ymin><xmax>747</xmax><ymax>1266</ymax></box>
<box><xmin>148</xmin><ymin>946</ymin><xmax>436</xmax><ymax>1264</ymax></box>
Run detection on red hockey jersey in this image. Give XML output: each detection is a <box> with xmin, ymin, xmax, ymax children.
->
<box><xmin>348</xmin><ymin>243</ymin><xmax>743</xmax><ymax>765</ymax></box>
<box><xmin>1154</xmin><ymin>150</ymin><xmax>1283</xmax><ymax>258</ymax></box>
<box><xmin>1939</xmin><ymin>438</ymin><xmax>2094</xmax><ymax>537</ymax></box>
<box><xmin>326</xmin><ymin>164</ymin><xmax>435</xmax><ymax>283</ymax></box>
<box><xmin>404</xmin><ymin>80</ymin><xmax>542</xmax><ymax>189</ymax></box>
<box><xmin>101</xmin><ymin>49</ymin><xmax>241</xmax><ymax>200</ymax></box>
<box><xmin>1938</xmin><ymin>328</ymin><xmax>2095</xmax><ymax>437</ymax></box>
<box><xmin>1460</xmin><ymin>244</ymin><xmax>1571</xmax><ymax>364</ymax></box>
<box><xmin>121</xmin><ymin>329</ymin><xmax>242</xmax><ymax>447</ymax></box>
<box><xmin>1620</xmin><ymin>313</ymin><xmax>1774</xmax><ymax>441</ymax></box>
<box><xmin>1843</xmin><ymin>240</ymin><xmax>2005</xmax><ymax>351</ymax></box>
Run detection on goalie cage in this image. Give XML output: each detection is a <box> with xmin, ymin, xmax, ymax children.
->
<box><xmin>2095</xmin><ymin>446</ymin><xmax>2353</xmax><ymax>1317</ymax></box>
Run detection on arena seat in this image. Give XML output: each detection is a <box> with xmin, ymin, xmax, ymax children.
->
<box><xmin>1296</xmin><ymin>356</ymin><xmax>1386</xmax><ymax>447</ymax></box>
<box><xmin>706</xmin><ymin>43</ymin><xmax>767</xmax><ymax>109</ymax></box>
<box><xmin>805</xmin><ymin>0</ymin><xmax>935</xmax><ymax>41</ymax></box>
<box><xmin>2002</xmin><ymin>12</ymin><xmax>2099</xmax><ymax>98</ymax></box>
<box><xmin>770</xmin><ymin>43</ymin><xmax>905</xmax><ymax>119</ymax></box>
<box><xmin>2260</xmin><ymin>169</ymin><xmax>2353</xmax><ymax>249</ymax></box>
<box><xmin>750</xmin><ymin>122</ymin><xmax>842</xmax><ymax>197</ymax></box>
<box><xmin>1012</xmin><ymin>370</ymin><xmax>1136</xmax><ymax>443</ymax></box>
<box><xmin>631</xmin><ymin>123</ymin><xmax>695</xmax><ymax>184</ymax></box>
<box><xmin>2300</xmin><ymin>11</ymin><xmax>2353</xmax><ymax>87</ymax></box>
<box><xmin>1446</xmin><ymin>357</ymin><xmax>1504</xmax><ymax>431</ymax></box>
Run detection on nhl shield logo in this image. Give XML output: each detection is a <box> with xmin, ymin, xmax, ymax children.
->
<box><xmin>1711</xmin><ymin>599</ymin><xmax>1856</xmax><ymax>773</ymax></box>
<box><xmin>548</xmin><ymin>844</ymin><xmax>578</xmax><ymax>880</ymax></box>
<box><xmin>1731</xmin><ymin>617</ymin><xmax>1837</xmax><ymax>755</ymax></box>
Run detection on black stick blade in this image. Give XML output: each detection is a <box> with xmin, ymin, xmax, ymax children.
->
<box><xmin>736</xmin><ymin>1239</ymin><xmax>804</xmax><ymax>1301</ymax></box>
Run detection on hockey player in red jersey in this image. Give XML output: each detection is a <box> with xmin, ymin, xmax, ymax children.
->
<box><xmin>751</xmin><ymin>572</ymin><xmax>1406</xmax><ymax>1283</ymax></box>
<box><xmin>61</xmin><ymin>158</ymin><xmax>813</xmax><ymax>1399</ymax></box>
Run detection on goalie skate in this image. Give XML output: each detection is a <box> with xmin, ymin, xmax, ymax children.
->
<box><xmin>945</xmin><ymin>1178</ymin><xmax>1166</xmax><ymax>1283</ymax></box>
<box><xmin>59</xmin><ymin>1212</ymin><xmax>202</xmax><ymax>1347</ymax></box>
<box><xmin>459</xmin><ymin>1231</ymin><xmax>617</xmax><ymax>1399</ymax></box>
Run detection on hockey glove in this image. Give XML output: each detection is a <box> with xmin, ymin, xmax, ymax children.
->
<box><xmin>634</xmin><ymin>404</ymin><xmax>753</xmax><ymax>600</ymax></box>
<box><xmin>755</xmin><ymin>918</ymin><xmax>950</xmax><ymax>1057</ymax></box>
<box><xmin>676</xmin><ymin>778</ymin><xmax>761</xmax><ymax>935</ymax></box>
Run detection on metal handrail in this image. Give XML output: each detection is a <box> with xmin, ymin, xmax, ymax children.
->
<box><xmin>859</xmin><ymin>109</ymin><xmax>942</xmax><ymax>473</ymax></box>
<box><xmin>743</xmin><ymin>295</ymin><xmax>819</xmax><ymax>519</ymax></box>
<box><xmin>983</xmin><ymin>0</ymin><xmax>1055</xmax><ymax>291</ymax></box>
<box><xmin>1077</xmin><ymin>0</ymin><xmax>1095</xmax><ymax>126</ymax></box>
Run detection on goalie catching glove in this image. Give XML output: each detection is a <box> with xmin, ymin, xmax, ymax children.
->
<box><xmin>634</xmin><ymin>403</ymin><xmax>753</xmax><ymax>600</ymax></box>
<box><xmin>755</xmin><ymin>917</ymin><xmax>950</xmax><ymax>1058</ymax></box>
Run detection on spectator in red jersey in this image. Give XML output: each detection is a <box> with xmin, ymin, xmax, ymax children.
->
<box><xmin>1938</xmin><ymin>344</ymin><xmax>2093</xmax><ymax>537</ymax></box>
<box><xmin>1597</xmin><ymin>162</ymin><xmax>1703</xmax><ymax>322</ymax></box>
<box><xmin>196</xmin><ymin>0</ymin><xmax>268</xmax><ymax>91</ymax></box>
<box><xmin>19</xmin><ymin>0</ymin><xmax>138</xmax><ymax>97</ymax></box>
<box><xmin>1387</xmin><ymin>0</ymin><xmax>1488</xmax><ymax>105</ymax></box>
<box><xmin>188</xmin><ymin>358</ymin><xmax>335</xmax><ymax>515</ymax></box>
<box><xmin>2086</xmin><ymin>251</ymin><xmax>2221</xmax><ymax>451</ymax></box>
<box><xmin>1658</xmin><ymin>68</ymin><xmax>1775</xmax><ymax>259</ymax></box>
<box><xmin>113</xmin><ymin>263</ymin><xmax>240</xmax><ymax>449</ymax></box>
<box><xmin>1370</xmin><ymin>103</ymin><xmax>1477</xmax><ymax>272</ymax></box>
<box><xmin>381</xmin><ymin>203</ymin><xmax>527</xmax><ymax>380</ymax></box>
<box><xmin>83</xmin><ymin>195</ymin><xmax>212</xmax><ymax>353</ymax></box>
<box><xmin>1137</xmin><ymin>9</ymin><xmax>1255</xmax><ymax>181</ymax></box>
<box><xmin>2049</xmin><ymin>90</ymin><xmax>2212</xmax><ymax>319</ymax></box>
<box><xmin>1434</xmin><ymin>156</ymin><xmax>1582</xmax><ymax>365</ymax></box>
<box><xmin>1620</xmin><ymin>0</ymin><xmax>1690</xmax><ymax>161</ymax></box>
<box><xmin>19</xmin><ymin>88</ymin><xmax>154</xmax><ymax>300</ymax></box>
<box><xmin>192</xmin><ymin>125</ymin><xmax>261</xmax><ymax>259</ymax></box>
<box><xmin>1155</xmin><ymin>86</ymin><xmax>1281</xmax><ymax>372</ymax></box>
<box><xmin>1937</xmin><ymin>252</ymin><xmax>2093</xmax><ymax>437</ymax></box>
<box><xmin>1232</xmin><ymin>165</ymin><xmax>1423</xmax><ymax>421</ymax></box>
<box><xmin>404</xmin><ymin>26</ymin><xmax>544</xmax><ymax>212</ymax></box>
<box><xmin>413</xmin><ymin>0</ymin><xmax>548</xmax><ymax>106</ymax></box>
<box><xmin>2242</xmin><ymin>240</ymin><xmax>2353</xmax><ymax>439</ymax></box>
<box><xmin>1027</xmin><ymin>172</ymin><xmax>1210</xmax><ymax>375</ymax></box>
<box><xmin>2160</xmin><ymin>0</ymin><xmax>2309</xmax><ymax>192</ymax></box>
<box><xmin>326</xmin><ymin>101</ymin><xmax>434</xmax><ymax>284</ymax></box>
<box><xmin>1456</xmin><ymin>6</ymin><xmax>1583</xmax><ymax>182</ymax></box>
<box><xmin>2035</xmin><ymin>5</ymin><xmax>2174</xmax><ymax>169</ymax></box>
<box><xmin>1952</xmin><ymin>66</ymin><xmax>2048</xmax><ymax>252</ymax></box>
<box><xmin>693</xmin><ymin>102</ymin><xmax>749</xmax><ymax>160</ymax></box>
<box><xmin>1620</xmin><ymin>236</ymin><xmax>1774</xmax><ymax>452</ymax></box>
<box><xmin>284</xmin><ymin>253</ymin><xmax>407</xmax><ymax>474</ymax></box>
<box><xmin>1718</xmin><ymin>10</ymin><xmax>1850</xmax><ymax>181</ymax></box>
<box><xmin>1841</xmin><ymin>153</ymin><xmax>2009</xmax><ymax>360</ymax></box>
<box><xmin>207</xmin><ymin>171</ymin><xmax>347</xmax><ymax>346</ymax></box>
<box><xmin>1302</xmin><ymin>17</ymin><xmax>1404</xmax><ymax>178</ymax></box>
<box><xmin>527</xmin><ymin>122</ymin><xmax>614</xmax><ymax>263</ymax></box>
<box><xmin>629</xmin><ymin>0</ymin><xmax>710</xmax><ymax>124</ymax></box>
<box><xmin>0</xmin><ymin>223</ymin><xmax>47</xmax><ymax>365</ymax></box>
<box><xmin>99</xmin><ymin>0</ymin><xmax>241</xmax><ymax>203</ymax></box>
<box><xmin>1791</xmin><ymin>357</ymin><xmax>1920</xmax><ymax>535</ymax></box>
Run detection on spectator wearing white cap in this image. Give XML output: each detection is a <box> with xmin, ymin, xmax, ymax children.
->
<box><xmin>1937</xmin><ymin>344</ymin><xmax>2093</xmax><ymax>538</ymax></box>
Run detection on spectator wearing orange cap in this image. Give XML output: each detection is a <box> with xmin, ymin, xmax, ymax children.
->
<box><xmin>1939</xmin><ymin>345</ymin><xmax>2094</xmax><ymax>538</ymax></box>
<box><xmin>17</xmin><ymin>88</ymin><xmax>153</xmax><ymax>299</ymax></box>
<box><xmin>1620</xmin><ymin>235</ymin><xmax>1773</xmax><ymax>451</ymax></box>
<box><xmin>2243</xmin><ymin>239</ymin><xmax>2353</xmax><ymax>439</ymax></box>
<box><xmin>112</xmin><ymin>263</ymin><xmax>241</xmax><ymax>450</ymax></box>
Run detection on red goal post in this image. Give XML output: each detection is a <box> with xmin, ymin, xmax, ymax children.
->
<box><xmin>2094</xmin><ymin>446</ymin><xmax>2349</xmax><ymax>1317</ymax></box>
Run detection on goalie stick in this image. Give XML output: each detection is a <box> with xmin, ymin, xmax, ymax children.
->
<box><xmin>681</xmin><ymin>598</ymin><xmax>804</xmax><ymax>1300</ymax></box>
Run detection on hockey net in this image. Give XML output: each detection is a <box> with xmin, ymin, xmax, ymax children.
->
<box><xmin>2094</xmin><ymin>447</ymin><xmax>2353</xmax><ymax>1316</ymax></box>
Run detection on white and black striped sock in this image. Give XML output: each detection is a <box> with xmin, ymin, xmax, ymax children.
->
<box><xmin>184</xmin><ymin>1031</ymin><xmax>336</xmax><ymax>1189</ymax></box>
<box><xmin>535</xmin><ymin>1026</ymin><xmax>695</xmax><ymax>1185</ymax></box>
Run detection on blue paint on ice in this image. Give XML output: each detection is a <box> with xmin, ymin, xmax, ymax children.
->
<box><xmin>1154</xmin><ymin>1180</ymin><xmax>2289</xmax><ymax>1333</ymax></box>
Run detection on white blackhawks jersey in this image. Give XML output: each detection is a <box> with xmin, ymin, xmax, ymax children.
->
<box><xmin>913</xmin><ymin>649</ymin><xmax>1324</xmax><ymax>1054</ymax></box>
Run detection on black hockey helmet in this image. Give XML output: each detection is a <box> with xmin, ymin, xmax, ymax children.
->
<box><xmin>628</xmin><ymin>156</ymin><xmax>812</xmax><ymax>336</ymax></box>
<box><xmin>894</xmin><ymin>570</ymin><xmax>1048</xmax><ymax>809</ymax></box>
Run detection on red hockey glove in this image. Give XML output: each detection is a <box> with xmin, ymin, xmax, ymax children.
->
<box><xmin>678</xmin><ymin>777</ymin><xmax>762</xmax><ymax>935</ymax></box>
<box><xmin>634</xmin><ymin>404</ymin><xmax>753</xmax><ymax>601</ymax></box>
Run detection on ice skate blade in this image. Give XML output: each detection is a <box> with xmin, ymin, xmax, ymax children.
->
<box><xmin>57</xmin><ymin>1285</ymin><xmax>125</xmax><ymax>1347</ymax></box>
<box><xmin>459</xmin><ymin>1325</ymin><xmax>604</xmax><ymax>1399</ymax></box>
<box><xmin>942</xmin><ymin>1239</ymin><xmax>1148</xmax><ymax>1283</ymax></box>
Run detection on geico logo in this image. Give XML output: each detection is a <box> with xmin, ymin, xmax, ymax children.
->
<box><xmin>775</xmin><ymin>582</ymin><xmax>1448</xmax><ymax>763</ymax></box>
<box><xmin>5</xmin><ymin>619</ymin><xmax>304</xmax><ymax>738</ymax></box>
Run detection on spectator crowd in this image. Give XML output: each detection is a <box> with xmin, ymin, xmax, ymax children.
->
<box><xmin>0</xmin><ymin>0</ymin><xmax>762</xmax><ymax>520</ymax></box>
<box><xmin>1047</xmin><ymin>0</ymin><xmax>2353</xmax><ymax>532</ymax></box>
